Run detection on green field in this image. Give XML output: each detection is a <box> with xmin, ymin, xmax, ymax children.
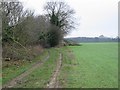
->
<box><xmin>59</xmin><ymin>42</ymin><xmax>118</xmax><ymax>88</ymax></box>
<box><xmin>2</xmin><ymin>42</ymin><xmax>118</xmax><ymax>88</ymax></box>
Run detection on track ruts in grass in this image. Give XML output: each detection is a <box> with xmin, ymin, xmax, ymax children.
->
<box><xmin>3</xmin><ymin>51</ymin><xmax>50</xmax><ymax>88</ymax></box>
<box><xmin>47</xmin><ymin>53</ymin><xmax>62</xmax><ymax>88</ymax></box>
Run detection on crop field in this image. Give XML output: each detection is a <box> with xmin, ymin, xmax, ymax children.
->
<box><xmin>59</xmin><ymin>42</ymin><xmax>118</xmax><ymax>88</ymax></box>
<box><xmin>2</xmin><ymin>0</ymin><xmax>119</xmax><ymax>89</ymax></box>
<box><xmin>2</xmin><ymin>42</ymin><xmax>118</xmax><ymax>88</ymax></box>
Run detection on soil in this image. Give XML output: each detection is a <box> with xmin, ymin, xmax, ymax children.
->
<box><xmin>46</xmin><ymin>53</ymin><xmax>62</xmax><ymax>88</ymax></box>
<box><xmin>3</xmin><ymin>53</ymin><xmax>50</xmax><ymax>88</ymax></box>
<box><xmin>3</xmin><ymin>51</ymin><xmax>62</xmax><ymax>88</ymax></box>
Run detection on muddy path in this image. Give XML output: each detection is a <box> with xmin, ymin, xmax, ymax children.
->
<box><xmin>47</xmin><ymin>53</ymin><xmax>62</xmax><ymax>88</ymax></box>
<box><xmin>3</xmin><ymin>52</ymin><xmax>50</xmax><ymax>88</ymax></box>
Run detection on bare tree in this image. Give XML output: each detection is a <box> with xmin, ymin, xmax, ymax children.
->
<box><xmin>1</xmin><ymin>1</ymin><xmax>35</xmax><ymax>60</ymax></box>
<box><xmin>1</xmin><ymin>1</ymin><xmax>34</xmax><ymax>46</ymax></box>
<box><xmin>44</xmin><ymin>1</ymin><xmax>75</xmax><ymax>47</ymax></box>
<box><xmin>44</xmin><ymin>1</ymin><xmax>75</xmax><ymax>35</ymax></box>
<box><xmin>2</xmin><ymin>1</ymin><xmax>24</xmax><ymax>43</ymax></box>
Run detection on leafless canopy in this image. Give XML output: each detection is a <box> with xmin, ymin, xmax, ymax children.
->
<box><xmin>44</xmin><ymin>1</ymin><xmax>75</xmax><ymax>35</ymax></box>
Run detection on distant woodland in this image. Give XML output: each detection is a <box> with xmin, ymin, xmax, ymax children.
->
<box><xmin>65</xmin><ymin>36</ymin><xmax>119</xmax><ymax>43</ymax></box>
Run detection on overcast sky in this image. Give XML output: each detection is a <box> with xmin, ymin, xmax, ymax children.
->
<box><xmin>19</xmin><ymin>0</ymin><xmax>119</xmax><ymax>38</ymax></box>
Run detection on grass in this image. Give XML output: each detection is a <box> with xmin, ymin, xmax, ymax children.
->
<box><xmin>59</xmin><ymin>42</ymin><xmax>118</xmax><ymax>88</ymax></box>
<box><xmin>0</xmin><ymin>67</ymin><xmax>2</xmax><ymax>87</ymax></box>
<box><xmin>2</xmin><ymin>49</ymin><xmax>48</xmax><ymax>85</ymax></box>
<box><xmin>58</xmin><ymin>47</ymin><xmax>78</xmax><ymax>87</ymax></box>
<box><xmin>2</xmin><ymin>42</ymin><xmax>118</xmax><ymax>88</ymax></box>
<box><xmin>14</xmin><ymin>48</ymin><xmax>59</xmax><ymax>88</ymax></box>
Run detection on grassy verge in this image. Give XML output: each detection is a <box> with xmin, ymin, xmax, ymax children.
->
<box><xmin>59</xmin><ymin>42</ymin><xmax>118</xmax><ymax>88</ymax></box>
<box><xmin>14</xmin><ymin>48</ymin><xmax>59</xmax><ymax>88</ymax></box>
<box><xmin>2</xmin><ymin>50</ymin><xmax>48</xmax><ymax>85</ymax></box>
<box><xmin>58</xmin><ymin>46</ymin><xmax>78</xmax><ymax>87</ymax></box>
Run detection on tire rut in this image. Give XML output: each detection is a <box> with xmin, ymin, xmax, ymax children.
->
<box><xmin>47</xmin><ymin>53</ymin><xmax>62</xmax><ymax>88</ymax></box>
<box><xmin>3</xmin><ymin>52</ymin><xmax>50</xmax><ymax>88</ymax></box>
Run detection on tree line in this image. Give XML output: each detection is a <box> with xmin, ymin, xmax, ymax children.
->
<box><xmin>66</xmin><ymin>37</ymin><xmax>119</xmax><ymax>43</ymax></box>
<box><xmin>1</xmin><ymin>1</ymin><xmax>75</xmax><ymax>60</ymax></box>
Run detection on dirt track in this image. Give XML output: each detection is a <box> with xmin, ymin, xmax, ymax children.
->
<box><xmin>3</xmin><ymin>51</ymin><xmax>62</xmax><ymax>88</ymax></box>
<box><xmin>47</xmin><ymin>53</ymin><xmax>62</xmax><ymax>88</ymax></box>
<box><xmin>3</xmin><ymin>53</ymin><xmax>50</xmax><ymax>88</ymax></box>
